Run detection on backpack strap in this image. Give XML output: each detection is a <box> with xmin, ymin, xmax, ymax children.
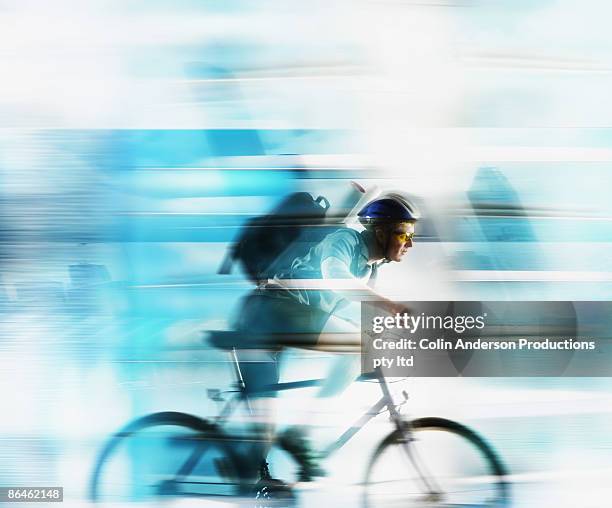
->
<box><xmin>315</xmin><ymin>195</ymin><xmax>330</xmax><ymax>210</ymax></box>
<box><xmin>218</xmin><ymin>245</ymin><xmax>236</xmax><ymax>275</ymax></box>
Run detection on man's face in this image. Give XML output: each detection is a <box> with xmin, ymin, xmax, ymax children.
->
<box><xmin>385</xmin><ymin>222</ymin><xmax>415</xmax><ymax>262</ymax></box>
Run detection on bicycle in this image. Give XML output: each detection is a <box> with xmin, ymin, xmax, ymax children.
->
<box><xmin>89</xmin><ymin>330</ymin><xmax>511</xmax><ymax>507</ymax></box>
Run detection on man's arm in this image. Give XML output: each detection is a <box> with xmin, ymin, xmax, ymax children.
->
<box><xmin>321</xmin><ymin>257</ymin><xmax>406</xmax><ymax>315</ymax></box>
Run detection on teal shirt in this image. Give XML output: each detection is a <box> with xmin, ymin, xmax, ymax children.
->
<box><xmin>274</xmin><ymin>228</ymin><xmax>373</xmax><ymax>314</ymax></box>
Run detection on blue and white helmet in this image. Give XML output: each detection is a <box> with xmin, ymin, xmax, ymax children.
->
<box><xmin>358</xmin><ymin>196</ymin><xmax>419</xmax><ymax>226</ymax></box>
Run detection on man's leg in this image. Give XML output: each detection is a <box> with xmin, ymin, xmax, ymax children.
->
<box><xmin>236</xmin><ymin>349</ymin><xmax>279</xmax><ymax>478</ymax></box>
<box><xmin>316</xmin><ymin>313</ymin><xmax>361</xmax><ymax>398</ymax></box>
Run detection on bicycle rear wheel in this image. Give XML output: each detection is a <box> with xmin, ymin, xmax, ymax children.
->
<box><xmin>364</xmin><ymin>417</ymin><xmax>509</xmax><ymax>508</ymax></box>
<box><xmin>90</xmin><ymin>411</ymin><xmax>244</xmax><ymax>503</ymax></box>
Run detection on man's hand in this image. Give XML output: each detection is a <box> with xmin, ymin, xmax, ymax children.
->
<box><xmin>390</xmin><ymin>301</ymin><xmax>413</xmax><ymax>316</ymax></box>
<box><xmin>369</xmin><ymin>298</ymin><xmax>413</xmax><ymax>316</ymax></box>
<box><xmin>373</xmin><ymin>299</ymin><xmax>412</xmax><ymax>317</ymax></box>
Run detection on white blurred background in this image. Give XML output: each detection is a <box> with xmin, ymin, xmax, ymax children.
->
<box><xmin>2</xmin><ymin>0</ymin><xmax>612</xmax><ymax>506</ymax></box>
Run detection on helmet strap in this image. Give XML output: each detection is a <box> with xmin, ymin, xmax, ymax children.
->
<box><xmin>383</xmin><ymin>225</ymin><xmax>394</xmax><ymax>262</ymax></box>
<box><xmin>366</xmin><ymin>223</ymin><xmax>397</xmax><ymax>263</ymax></box>
<box><xmin>374</xmin><ymin>225</ymin><xmax>393</xmax><ymax>263</ymax></box>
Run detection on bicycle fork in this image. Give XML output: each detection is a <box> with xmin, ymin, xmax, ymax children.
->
<box><xmin>377</xmin><ymin>372</ymin><xmax>444</xmax><ymax>501</ymax></box>
<box><xmin>395</xmin><ymin>427</ymin><xmax>444</xmax><ymax>502</ymax></box>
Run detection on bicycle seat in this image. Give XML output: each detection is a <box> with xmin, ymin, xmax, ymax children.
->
<box><xmin>205</xmin><ymin>330</ymin><xmax>242</xmax><ymax>351</ymax></box>
<box><xmin>206</xmin><ymin>330</ymin><xmax>324</xmax><ymax>350</ymax></box>
<box><xmin>205</xmin><ymin>330</ymin><xmax>281</xmax><ymax>350</ymax></box>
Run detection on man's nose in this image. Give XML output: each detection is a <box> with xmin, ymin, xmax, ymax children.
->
<box><xmin>406</xmin><ymin>238</ymin><xmax>413</xmax><ymax>248</ymax></box>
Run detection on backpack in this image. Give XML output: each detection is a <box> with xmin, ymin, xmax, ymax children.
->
<box><xmin>218</xmin><ymin>192</ymin><xmax>333</xmax><ymax>284</ymax></box>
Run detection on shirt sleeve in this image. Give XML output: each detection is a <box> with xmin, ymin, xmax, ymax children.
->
<box><xmin>321</xmin><ymin>257</ymin><xmax>354</xmax><ymax>279</ymax></box>
<box><xmin>319</xmin><ymin>230</ymin><xmax>359</xmax><ymax>279</ymax></box>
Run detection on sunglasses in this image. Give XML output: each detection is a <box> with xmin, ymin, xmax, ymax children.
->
<box><xmin>393</xmin><ymin>231</ymin><xmax>415</xmax><ymax>243</ymax></box>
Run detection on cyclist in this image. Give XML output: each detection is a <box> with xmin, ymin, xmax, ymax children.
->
<box><xmin>230</xmin><ymin>195</ymin><xmax>419</xmax><ymax>483</ymax></box>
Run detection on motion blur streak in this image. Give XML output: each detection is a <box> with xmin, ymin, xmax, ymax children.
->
<box><xmin>1</xmin><ymin>0</ymin><xmax>612</xmax><ymax>506</ymax></box>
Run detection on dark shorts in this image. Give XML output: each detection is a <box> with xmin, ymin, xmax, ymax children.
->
<box><xmin>232</xmin><ymin>291</ymin><xmax>331</xmax><ymax>396</ymax></box>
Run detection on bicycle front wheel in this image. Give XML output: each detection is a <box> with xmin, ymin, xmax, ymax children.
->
<box><xmin>364</xmin><ymin>417</ymin><xmax>510</xmax><ymax>508</ymax></box>
<box><xmin>90</xmin><ymin>411</ymin><xmax>244</xmax><ymax>503</ymax></box>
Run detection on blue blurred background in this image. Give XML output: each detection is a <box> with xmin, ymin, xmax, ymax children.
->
<box><xmin>2</xmin><ymin>0</ymin><xmax>612</xmax><ymax>506</ymax></box>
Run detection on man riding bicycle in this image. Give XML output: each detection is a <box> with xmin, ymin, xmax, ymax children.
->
<box><xmin>230</xmin><ymin>195</ymin><xmax>419</xmax><ymax>484</ymax></box>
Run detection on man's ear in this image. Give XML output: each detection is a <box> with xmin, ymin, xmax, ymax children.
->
<box><xmin>374</xmin><ymin>226</ymin><xmax>386</xmax><ymax>243</ymax></box>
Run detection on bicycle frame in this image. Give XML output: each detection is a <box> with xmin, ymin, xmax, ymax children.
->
<box><xmin>212</xmin><ymin>349</ymin><xmax>413</xmax><ymax>459</ymax></box>
<box><xmin>95</xmin><ymin>346</ymin><xmax>441</xmax><ymax>500</ymax></box>
<box><xmin>92</xmin><ymin>342</ymin><xmax>505</xmax><ymax>504</ymax></box>
<box><xmin>215</xmin><ymin>347</ymin><xmax>443</xmax><ymax>496</ymax></box>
